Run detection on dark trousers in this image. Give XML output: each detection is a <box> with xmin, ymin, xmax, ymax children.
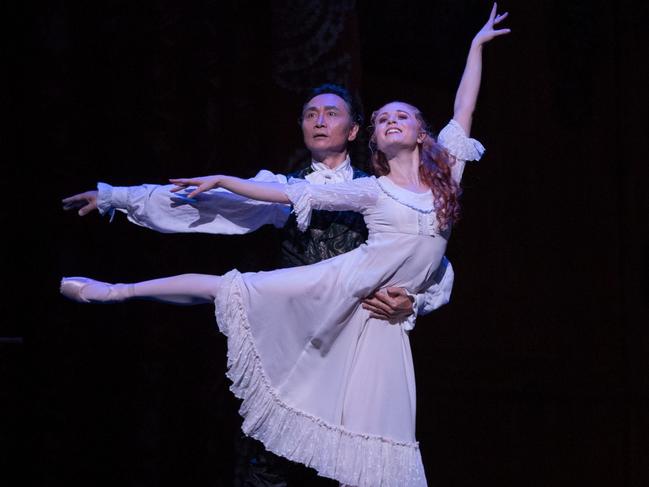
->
<box><xmin>232</xmin><ymin>432</ymin><xmax>337</xmax><ymax>487</ymax></box>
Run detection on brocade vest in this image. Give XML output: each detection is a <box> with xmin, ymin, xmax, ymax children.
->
<box><xmin>279</xmin><ymin>165</ymin><xmax>369</xmax><ymax>267</ymax></box>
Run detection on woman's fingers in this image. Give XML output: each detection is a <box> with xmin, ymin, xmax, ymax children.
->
<box><xmin>489</xmin><ymin>3</ymin><xmax>497</xmax><ymax>21</ymax></box>
<box><xmin>169</xmin><ymin>178</ymin><xmax>193</xmax><ymax>185</ymax></box>
<box><xmin>169</xmin><ymin>178</ymin><xmax>199</xmax><ymax>194</ymax></box>
<box><xmin>169</xmin><ymin>176</ymin><xmax>219</xmax><ymax>198</ymax></box>
<box><xmin>187</xmin><ymin>184</ymin><xmax>210</xmax><ymax>199</ymax></box>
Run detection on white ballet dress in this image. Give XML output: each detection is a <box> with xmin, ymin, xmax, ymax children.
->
<box><xmin>213</xmin><ymin>120</ymin><xmax>484</xmax><ymax>487</ymax></box>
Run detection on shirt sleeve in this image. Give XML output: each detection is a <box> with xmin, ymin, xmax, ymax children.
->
<box><xmin>284</xmin><ymin>177</ymin><xmax>379</xmax><ymax>231</ymax></box>
<box><xmin>437</xmin><ymin>119</ymin><xmax>486</xmax><ymax>183</ymax></box>
<box><xmin>403</xmin><ymin>256</ymin><xmax>454</xmax><ymax>331</ymax></box>
<box><xmin>96</xmin><ymin>169</ymin><xmax>291</xmax><ymax>234</ymax></box>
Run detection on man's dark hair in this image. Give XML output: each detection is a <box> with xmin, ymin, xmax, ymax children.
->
<box><xmin>301</xmin><ymin>83</ymin><xmax>364</xmax><ymax>126</ymax></box>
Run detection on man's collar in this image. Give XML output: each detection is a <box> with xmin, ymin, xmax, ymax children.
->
<box><xmin>304</xmin><ymin>156</ymin><xmax>353</xmax><ymax>184</ymax></box>
<box><xmin>310</xmin><ymin>156</ymin><xmax>352</xmax><ymax>174</ymax></box>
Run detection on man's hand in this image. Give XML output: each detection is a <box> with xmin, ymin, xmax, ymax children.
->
<box><xmin>362</xmin><ymin>287</ymin><xmax>414</xmax><ymax>322</ymax></box>
<box><xmin>62</xmin><ymin>190</ymin><xmax>99</xmax><ymax>216</ymax></box>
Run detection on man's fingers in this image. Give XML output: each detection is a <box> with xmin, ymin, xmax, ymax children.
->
<box><xmin>362</xmin><ymin>302</ymin><xmax>386</xmax><ymax>313</ymax></box>
<box><xmin>367</xmin><ymin>311</ymin><xmax>390</xmax><ymax>320</ymax></box>
<box><xmin>62</xmin><ymin>200</ymin><xmax>83</xmax><ymax>210</ymax></box>
<box><xmin>78</xmin><ymin>203</ymin><xmax>95</xmax><ymax>216</ymax></box>
<box><xmin>362</xmin><ymin>298</ymin><xmax>393</xmax><ymax>315</ymax></box>
<box><xmin>62</xmin><ymin>195</ymin><xmax>81</xmax><ymax>204</ymax></box>
<box><xmin>62</xmin><ymin>191</ymin><xmax>97</xmax><ymax>210</ymax></box>
<box><xmin>369</xmin><ymin>312</ymin><xmax>393</xmax><ymax>321</ymax></box>
<box><xmin>62</xmin><ymin>193</ymin><xmax>91</xmax><ymax>206</ymax></box>
<box><xmin>367</xmin><ymin>292</ymin><xmax>397</xmax><ymax>307</ymax></box>
<box><xmin>362</xmin><ymin>303</ymin><xmax>390</xmax><ymax>318</ymax></box>
<box><xmin>367</xmin><ymin>310</ymin><xmax>401</xmax><ymax>324</ymax></box>
<box><xmin>385</xmin><ymin>287</ymin><xmax>407</xmax><ymax>298</ymax></box>
<box><xmin>63</xmin><ymin>194</ymin><xmax>95</xmax><ymax>211</ymax></box>
<box><xmin>363</xmin><ymin>296</ymin><xmax>392</xmax><ymax>310</ymax></box>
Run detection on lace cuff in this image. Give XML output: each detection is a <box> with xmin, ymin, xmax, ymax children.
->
<box><xmin>284</xmin><ymin>180</ymin><xmax>313</xmax><ymax>231</ymax></box>
<box><xmin>96</xmin><ymin>182</ymin><xmax>121</xmax><ymax>221</ymax></box>
<box><xmin>438</xmin><ymin>119</ymin><xmax>485</xmax><ymax>162</ymax></box>
<box><xmin>284</xmin><ymin>177</ymin><xmax>378</xmax><ymax>232</ymax></box>
<box><xmin>403</xmin><ymin>290</ymin><xmax>419</xmax><ymax>331</ymax></box>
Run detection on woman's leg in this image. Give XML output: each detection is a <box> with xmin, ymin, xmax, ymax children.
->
<box><xmin>61</xmin><ymin>274</ymin><xmax>223</xmax><ymax>305</ymax></box>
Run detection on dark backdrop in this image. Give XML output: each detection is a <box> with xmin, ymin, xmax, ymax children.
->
<box><xmin>8</xmin><ymin>1</ymin><xmax>648</xmax><ymax>486</ymax></box>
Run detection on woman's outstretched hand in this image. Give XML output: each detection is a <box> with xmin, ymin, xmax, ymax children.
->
<box><xmin>172</xmin><ymin>175</ymin><xmax>289</xmax><ymax>204</ymax></box>
<box><xmin>473</xmin><ymin>3</ymin><xmax>510</xmax><ymax>46</ymax></box>
<box><xmin>169</xmin><ymin>176</ymin><xmax>223</xmax><ymax>199</ymax></box>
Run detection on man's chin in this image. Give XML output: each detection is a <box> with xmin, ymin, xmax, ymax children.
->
<box><xmin>306</xmin><ymin>143</ymin><xmax>345</xmax><ymax>156</ymax></box>
<box><xmin>307</xmin><ymin>138</ymin><xmax>334</xmax><ymax>147</ymax></box>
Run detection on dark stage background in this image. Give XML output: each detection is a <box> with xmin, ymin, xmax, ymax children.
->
<box><xmin>8</xmin><ymin>1</ymin><xmax>649</xmax><ymax>486</ymax></box>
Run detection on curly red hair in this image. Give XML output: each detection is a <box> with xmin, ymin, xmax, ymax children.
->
<box><xmin>369</xmin><ymin>104</ymin><xmax>461</xmax><ymax>231</ymax></box>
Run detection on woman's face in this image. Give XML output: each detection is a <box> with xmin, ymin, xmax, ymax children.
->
<box><xmin>372</xmin><ymin>102</ymin><xmax>425</xmax><ymax>155</ymax></box>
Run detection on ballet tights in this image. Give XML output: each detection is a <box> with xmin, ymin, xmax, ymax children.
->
<box><xmin>84</xmin><ymin>273</ymin><xmax>223</xmax><ymax>305</ymax></box>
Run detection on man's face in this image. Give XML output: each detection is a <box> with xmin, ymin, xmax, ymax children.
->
<box><xmin>301</xmin><ymin>93</ymin><xmax>359</xmax><ymax>160</ymax></box>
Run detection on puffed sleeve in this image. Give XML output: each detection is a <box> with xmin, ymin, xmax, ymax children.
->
<box><xmin>437</xmin><ymin>119</ymin><xmax>486</xmax><ymax>183</ymax></box>
<box><xmin>284</xmin><ymin>177</ymin><xmax>379</xmax><ymax>231</ymax></box>
<box><xmin>402</xmin><ymin>256</ymin><xmax>455</xmax><ymax>330</ymax></box>
<box><xmin>96</xmin><ymin>169</ymin><xmax>291</xmax><ymax>234</ymax></box>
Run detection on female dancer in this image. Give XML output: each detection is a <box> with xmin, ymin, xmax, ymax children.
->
<box><xmin>61</xmin><ymin>5</ymin><xmax>509</xmax><ymax>486</ymax></box>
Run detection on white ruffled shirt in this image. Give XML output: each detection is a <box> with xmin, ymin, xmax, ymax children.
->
<box><xmin>304</xmin><ymin>158</ymin><xmax>354</xmax><ymax>185</ymax></box>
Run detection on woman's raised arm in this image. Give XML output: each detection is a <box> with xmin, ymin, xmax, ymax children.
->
<box><xmin>453</xmin><ymin>3</ymin><xmax>510</xmax><ymax>136</ymax></box>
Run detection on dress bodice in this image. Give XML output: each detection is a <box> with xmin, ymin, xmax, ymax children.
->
<box><xmin>285</xmin><ymin>175</ymin><xmax>445</xmax><ymax>238</ymax></box>
<box><xmin>366</xmin><ymin>176</ymin><xmax>441</xmax><ymax>238</ymax></box>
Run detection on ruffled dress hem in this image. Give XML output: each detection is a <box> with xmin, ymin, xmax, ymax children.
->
<box><xmin>214</xmin><ymin>269</ymin><xmax>427</xmax><ymax>487</ymax></box>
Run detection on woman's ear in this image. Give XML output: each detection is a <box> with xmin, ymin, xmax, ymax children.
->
<box><xmin>417</xmin><ymin>132</ymin><xmax>427</xmax><ymax>144</ymax></box>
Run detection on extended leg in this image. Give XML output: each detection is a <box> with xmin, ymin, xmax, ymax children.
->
<box><xmin>61</xmin><ymin>273</ymin><xmax>223</xmax><ymax>305</ymax></box>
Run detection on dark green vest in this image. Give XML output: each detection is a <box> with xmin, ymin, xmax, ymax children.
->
<box><xmin>279</xmin><ymin>165</ymin><xmax>369</xmax><ymax>267</ymax></box>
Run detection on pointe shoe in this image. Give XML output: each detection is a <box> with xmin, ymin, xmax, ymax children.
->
<box><xmin>60</xmin><ymin>277</ymin><xmax>129</xmax><ymax>303</ymax></box>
